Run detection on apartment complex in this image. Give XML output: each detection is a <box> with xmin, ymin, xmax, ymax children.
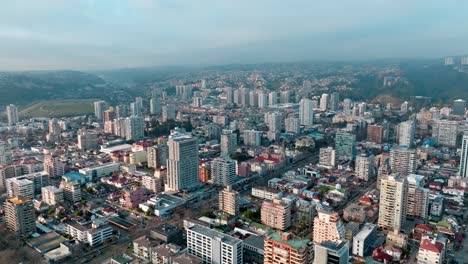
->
<box><xmin>4</xmin><ymin>197</ymin><xmax>35</xmax><ymax>237</ymax></box>
<box><xmin>218</xmin><ymin>186</ymin><xmax>239</xmax><ymax>216</ymax></box>
<box><xmin>378</xmin><ymin>174</ymin><xmax>407</xmax><ymax>231</ymax></box>
<box><xmin>312</xmin><ymin>208</ymin><xmax>345</xmax><ymax>244</ymax></box>
<box><xmin>264</xmin><ymin>231</ymin><xmax>313</xmax><ymax>264</ymax></box>
<box><xmin>261</xmin><ymin>200</ymin><xmax>292</xmax><ymax>230</ymax></box>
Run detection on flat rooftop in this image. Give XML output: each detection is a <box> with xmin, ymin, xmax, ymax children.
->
<box><xmin>188</xmin><ymin>224</ymin><xmax>242</xmax><ymax>246</ymax></box>
<box><xmin>268</xmin><ymin>231</ymin><xmax>311</xmax><ymax>249</ymax></box>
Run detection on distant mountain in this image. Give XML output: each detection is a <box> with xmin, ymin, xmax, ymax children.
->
<box><xmin>0</xmin><ymin>70</ymin><xmax>108</xmax><ymax>105</ymax></box>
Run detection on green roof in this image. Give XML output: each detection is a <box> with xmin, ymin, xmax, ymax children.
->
<box><xmin>268</xmin><ymin>231</ymin><xmax>311</xmax><ymax>250</ymax></box>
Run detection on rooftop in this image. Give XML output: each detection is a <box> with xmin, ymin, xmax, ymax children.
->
<box><xmin>355</xmin><ymin>223</ymin><xmax>377</xmax><ymax>240</ymax></box>
<box><xmin>7</xmin><ymin>196</ymin><xmax>31</xmax><ymax>205</ymax></box>
<box><xmin>243</xmin><ymin>235</ymin><xmax>264</xmax><ymax>250</ymax></box>
<box><xmin>188</xmin><ymin>224</ymin><xmax>242</xmax><ymax>246</ymax></box>
<box><xmin>267</xmin><ymin>231</ymin><xmax>311</xmax><ymax>249</ymax></box>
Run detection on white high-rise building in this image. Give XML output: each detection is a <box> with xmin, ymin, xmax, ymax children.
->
<box><xmin>258</xmin><ymin>91</ymin><xmax>268</xmax><ymax>108</ymax></box>
<box><xmin>166</xmin><ymin>129</ymin><xmax>199</xmax><ymax>192</ymax></box>
<box><xmin>319</xmin><ymin>147</ymin><xmax>336</xmax><ymax>168</ymax></box>
<box><xmin>211</xmin><ymin>157</ymin><xmax>237</xmax><ymax>187</ymax></box>
<box><xmin>352</xmin><ymin>223</ymin><xmax>377</xmax><ymax>257</ymax></box>
<box><xmin>150</xmin><ymin>97</ymin><xmax>161</xmax><ymax>115</ymax></box>
<box><xmin>285</xmin><ymin>117</ymin><xmax>300</xmax><ymax>134</ymax></box>
<box><xmin>41</xmin><ymin>186</ymin><xmax>64</xmax><ymax>206</ymax></box>
<box><xmin>390</xmin><ymin>147</ymin><xmax>417</xmax><ymax>176</ymax></box>
<box><xmin>6</xmin><ymin>104</ymin><xmax>19</xmax><ymax>126</ymax></box>
<box><xmin>460</xmin><ymin>135</ymin><xmax>468</xmax><ymax>178</ymax></box>
<box><xmin>77</xmin><ymin>129</ymin><xmax>98</xmax><ymax>150</ymax></box>
<box><xmin>330</xmin><ymin>92</ymin><xmax>340</xmax><ymax>112</ymax></box>
<box><xmin>94</xmin><ymin>101</ymin><xmax>107</xmax><ymax>121</ymax></box>
<box><xmin>299</xmin><ymin>99</ymin><xmax>314</xmax><ymax>128</ymax></box>
<box><xmin>378</xmin><ymin>174</ymin><xmax>407</xmax><ymax>231</ymax></box>
<box><xmin>461</xmin><ymin>56</ymin><xmax>468</xmax><ymax>65</ymax></box>
<box><xmin>186</xmin><ymin>223</ymin><xmax>243</xmax><ymax>264</ymax></box>
<box><xmin>398</xmin><ymin>120</ymin><xmax>415</xmax><ymax>147</ymax></box>
<box><xmin>219</xmin><ymin>186</ymin><xmax>239</xmax><ymax>216</ymax></box>
<box><xmin>343</xmin><ymin>99</ymin><xmax>352</xmax><ymax>115</ymax></box>
<box><xmin>264</xmin><ymin>112</ymin><xmax>282</xmax><ymax>132</ymax></box>
<box><xmin>0</xmin><ymin>141</ymin><xmax>12</xmax><ymax>166</ymax></box>
<box><xmin>268</xmin><ymin>92</ymin><xmax>277</xmax><ymax>106</ymax></box>
<box><xmin>220</xmin><ymin>130</ymin><xmax>237</xmax><ymax>157</ymax></box>
<box><xmin>320</xmin><ymin>93</ymin><xmax>329</xmax><ymax>111</ymax></box>
<box><xmin>243</xmin><ymin>130</ymin><xmax>262</xmax><ymax>147</ymax></box>
<box><xmin>432</xmin><ymin>120</ymin><xmax>458</xmax><ymax>147</ymax></box>
<box><xmin>355</xmin><ymin>155</ymin><xmax>375</xmax><ymax>181</ymax></box>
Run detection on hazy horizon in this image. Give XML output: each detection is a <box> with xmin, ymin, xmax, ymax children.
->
<box><xmin>1</xmin><ymin>0</ymin><xmax>468</xmax><ymax>71</ymax></box>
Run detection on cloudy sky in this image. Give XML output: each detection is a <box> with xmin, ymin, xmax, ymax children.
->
<box><xmin>0</xmin><ymin>0</ymin><xmax>467</xmax><ymax>70</ymax></box>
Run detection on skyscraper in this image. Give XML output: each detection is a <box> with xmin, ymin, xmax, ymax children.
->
<box><xmin>150</xmin><ymin>97</ymin><xmax>162</xmax><ymax>115</ymax></box>
<box><xmin>406</xmin><ymin>174</ymin><xmax>429</xmax><ymax>219</ymax></box>
<box><xmin>243</xmin><ymin>130</ymin><xmax>262</xmax><ymax>147</ymax></box>
<box><xmin>398</xmin><ymin>120</ymin><xmax>415</xmax><ymax>147</ymax></box>
<box><xmin>320</xmin><ymin>93</ymin><xmax>329</xmax><ymax>111</ymax></box>
<box><xmin>6</xmin><ymin>104</ymin><xmax>19</xmax><ymax>126</ymax></box>
<box><xmin>166</xmin><ymin>129</ymin><xmax>199</xmax><ymax>192</ymax></box>
<box><xmin>94</xmin><ymin>101</ymin><xmax>107</xmax><ymax>121</ymax></box>
<box><xmin>258</xmin><ymin>91</ymin><xmax>268</xmax><ymax>108</ymax></box>
<box><xmin>367</xmin><ymin>125</ymin><xmax>384</xmax><ymax>144</ymax></box>
<box><xmin>319</xmin><ymin>147</ymin><xmax>336</xmax><ymax>168</ymax></box>
<box><xmin>162</xmin><ymin>104</ymin><xmax>176</xmax><ymax>122</ymax></box>
<box><xmin>211</xmin><ymin>156</ymin><xmax>237</xmax><ymax>187</ymax></box>
<box><xmin>124</xmin><ymin>116</ymin><xmax>145</xmax><ymax>140</ymax></box>
<box><xmin>378</xmin><ymin>174</ymin><xmax>407</xmax><ymax>231</ymax></box>
<box><xmin>0</xmin><ymin>141</ymin><xmax>12</xmax><ymax>166</ymax></box>
<box><xmin>264</xmin><ymin>112</ymin><xmax>282</xmax><ymax>132</ymax></box>
<box><xmin>4</xmin><ymin>197</ymin><xmax>35</xmax><ymax>237</ymax></box>
<box><xmin>268</xmin><ymin>92</ymin><xmax>278</xmax><ymax>106</ymax></box>
<box><xmin>312</xmin><ymin>208</ymin><xmax>345</xmax><ymax>244</ymax></box>
<box><xmin>335</xmin><ymin>131</ymin><xmax>356</xmax><ymax>161</ymax></box>
<box><xmin>218</xmin><ymin>185</ymin><xmax>239</xmax><ymax>216</ymax></box>
<box><xmin>390</xmin><ymin>147</ymin><xmax>417</xmax><ymax>176</ymax></box>
<box><xmin>299</xmin><ymin>98</ymin><xmax>314</xmax><ymax>128</ymax></box>
<box><xmin>285</xmin><ymin>116</ymin><xmax>300</xmax><ymax>134</ymax></box>
<box><xmin>130</xmin><ymin>102</ymin><xmax>141</xmax><ymax>117</ymax></box>
<box><xmin>343</xmin><ymin>98</ymin><xmax>352</xmax><ymax>115</ymax></box>
<box><xmin>459</xmin><ymin>135</ymin><xmax>468</xmax><ymax>178</ymax></box>
<box><xmin>452</xmin><ymin>99</ymin><xmax>466</xmax><ymax>116</ymax></box>
<box><xmin>220</xmin><ymin>130</ymin><xmax>237</xmax><ymax>157</ymax></box>
<box><xmin>330</xmin><ymin>92</ymin><xmax>340</xmax><ymax>112</ymax></box>
<box><xmin>432</xmin><ymin>120</ymin><xmax>458</xmax><ymax>147</ymax></box>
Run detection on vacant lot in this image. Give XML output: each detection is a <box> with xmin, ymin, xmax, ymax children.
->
<box><xmin>21</xmin><ymin>99</ymin><xmax>96</xmax><ymax>118</ymax></box>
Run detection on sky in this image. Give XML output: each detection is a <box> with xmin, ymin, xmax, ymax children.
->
<box><xmin>0</xmin><ymin>0</ymin><xmax>467</xmax><ymax>70</ymax></box>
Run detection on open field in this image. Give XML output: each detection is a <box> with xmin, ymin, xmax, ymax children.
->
<box><xmin>20</xmin><ymin>99</ymin><xmax>96</xmax><ymax>118</ymax></box>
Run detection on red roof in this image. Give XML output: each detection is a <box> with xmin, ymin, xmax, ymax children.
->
<box><xmin>359</xmin><ymin>197</ymin><xmax>373</xmax><ymax>205</ymax></box>
<box><xmin>420</xmin><ymin>238</ymin><xmax>444</xmax><ymax>253</ymax></box>
<box><xmin>415</xmin><ymin>224</ymin><xmax>433</xmax><ymax>233</ymax></box>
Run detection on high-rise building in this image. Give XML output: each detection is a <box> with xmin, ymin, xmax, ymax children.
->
<box><xmin>124</xmin><ymin>116</ymin><xmax>145</xmax><ymax>140</ymax></box>
<box><xmin>226</xmin><ymin>88</ymin><xmax>234</xmax><ymax>105</ymax></box>
<box><xmin>367</xmin><ymin>125</ymin><xmax>384</xmax><ymax>144</ymax></box>
<box><xmin>44</xmin><ymin>153</ymin><xmax>65</xmax><ymax>178</ymax></box>
<box><xmin>162</xmin><ymin>104</ymin><xmax>176</xmax><ymax>122</ymax></box>
<box><xmin>77</xmin><ymin>129</ymin><xmax>98</xmax><ymax>150</ymax></box>
<box><xmin>355</xmin><ymin>154</ymin><xmax>375</xmax><ymax>181</ymax></box>
<box><xmin>406</xmin><ymin>174</ymin><xmax>429</xmax><ymax>219</ymax></box>
<box><xmin>150</xmin><ymin>97</ymin><xmax>162</xmax><ymax>115</ymax></box>
<box><xmin>103</xmin><ymin>109</ymin><xmax>116</xmax><ymax>123</ymax></box>
<box><xmin>343</xmin><ymin>99</ymin><xmax>352</xmax><ymax>115</ymax></box>
<box><xmin>218</xmin><ymin>185</ymin><xmax>239</xmax><ymax>216</ymax></box>
<box><xmin>94</xmin><ymin>101</ymin><xmax>107</xmax><ymax>121</ymax></box>
<box><xmin>268</xmin><ymin>92</ymin><xmax>278</xmax><ymax>106</ymax></box>
<box><xmin>378</xmin><ymin>174</ymin><xmax>407</xmax><ymax>231</ymax></box>
<box><xmin>220</xmin><ymin>130</ymin><xmax>237</xmax><ymax>157</ymax></box>
<box><xmin>186</xmin><ymin>223</ymin><xmax>243</xmax><ymax>264</ymax></box>
<box><xmin>264</xmin><ymin>231</ymin><xmax>313</xmax><ymax>264</ymax></box>
<box><xmin>41</xmin><ymin>186</ymin><xmax>64</xmax><ymax>206</ymax></box>
<box><xmin>453</xmin><ymin>99</ymin><xmax>466</xmax><ymax>116</ymax></box>
<box><xmin>130</xmin><ymin>102</ymin><xmax>141</xmax><ymax>117</ymax></box>
<box><xmin>211</xmin><ymin>156</ymin><xmax>237</xmax><ymax>187</ymax></box>
<box><xmin>352</xmin><ymin>223</ymin><xmax>377</xmax><ymax>257</ymax></box>
<box><xmin>4</xmin><ymin>197</ymin><xmax>35</xmax><ymax>237</ymax></box>
<box><xmin>330</xmin><ymin>92</ymin><xmax>340</xmax><ymax>112</ymax></box>
<box><xmin>335</xmin><ymin>131</ymin><xmax>356</xmax><ymax>161</ymax></box>
<box><xmin>261</xmin><ymin>200</ymin><xmax>292</xmax><ymax>230</ymax></box>
<box><xmin>7</xmin><ymin>178</ymin><xmax>34</xmax><ymax>199</ymax></box>
<box><xmin>398</xmin><ymin>120</ymin><xmax>415</xmax><ymax>147</ymax></box>
<box><xmin>60</xmin><ymin>177</ymin><xmax>82</xmax><ymax>203</ymax></box>
<box><xmin>401</xmin><ymin>101</ymin><xmax>409</xmax><ymax>113</ymax></box>
<box><xmin>444</xmin><ymin>56</ymin><xmax>454</xmax><ymax>65</ymax></box>
<box><xmin>461</xmin><ymin>56</ymin><xmax>468</xmax><ymax>65</ymax></box>
<box><xmin>312</xmin><ymin>208</ymin><xmax>345</xmax><ymax>244</ymax></box>
<box><xmin>115</xmin><ymin>104</ymin><xmax>128</xmax><ymax>118</ymax></box>
<box><xmin>264</xmin><ymin>112</ymin><xmax>282</xmax><ymax>132</ymax></box>
<box><xmin>460</xmin><ymin>135</ymin><xmax>468</xmax><ymax>178</ymax></box>
<box><xmin>249</xmin><ymin>90</ymin><xmax>258</xmax><ymax>107</ymax></box>
<box><xmin>319</xmin><ymin>147</ymin><xmax>336</xmax><ymax>168</ymax></box>
<box><xmin>320</xmin><ymin>93</ymin><xmax>329</xmax><ymax>111</ymax></box>
<box><xmin>0</xmin><ymin>141</ymin><xmax>12</xmax><ymax>166</ymax></box>
<box><xmin>258</xmin><ymin>91</ymin><xmax>268</xmax><ymax>108</ymax></box>
<box><xmin>285</xmin><ymin>116</ymin><xmax>300</xmax><ymax>134</ymax></box>
<box><xmin>147</xmin><ymin>144</ymin><xmax>169</xmax><ymax>169</ymax></box>
<box><xmin>390</xmin><ymin>147</ymin><xmax>417</xmax><ymax>176</ymax></box>
<box><xmin>166</xmin><ymin>129</ymin><xmax>199</xmax><ymax>192</ymax></box>
<box><xmin>243</xmin><ymin>130</ymin><xmax>262</xmax><ymax>147</ymax></box>
<box><xmin>314</xmin><ymin>240</ymin><xmax>349</xmax><ymax>264</ymax></box>
<box><xmin>6</xmin><ymin>104</ymin><xmax>19</xmax><ymax>126</ymax></box>
<box><xmin>299</xmin><ymin>99</ymin><xmax>314</xmax><ymax>128</ymax></box>
<box><xmin>432</xmin><ymin>120</ymin><xmax>458</xmax><ymax>147</ymax></box>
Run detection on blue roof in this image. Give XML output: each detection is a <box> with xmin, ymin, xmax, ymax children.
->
<box><xmin>63</xmin><ymin>171</ymin><xmax>87</xmax><ymax>182</ymax></box>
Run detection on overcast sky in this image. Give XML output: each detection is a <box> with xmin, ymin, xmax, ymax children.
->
<box><xmin>1</xmin><ymin>0</ymin><xmax>467</xmax><ymax>70</ymax></box>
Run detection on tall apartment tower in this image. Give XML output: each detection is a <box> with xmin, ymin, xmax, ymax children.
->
<box><xmin>264</xmin><ymin>231</ymin><xmax>313</xmax><ymax>264</ymax></box>
<box><xmin>285</xmin><ymin>116</ymin><xmax>301</xmax><ymax>134</ymax></box>
<box><xmin>264</xmin><ymin>112</ymin><xmax>282</xmax><ymax>132</ymax></box>
<box><xmin>312</xmin><ymin>208</ymin><xmax>345</xmax><ymax>244</ymax></box>
<box><xmin>147</xmin><ymin>144</ymin><xmax>169</xmax><ymax>169</ymax></box>
<box><xmin>335</xmin><ymin>131</ymin><xmax>356</xmax><ymax>161</ymax></box>
<box><xmin>330</xmin><ymin>92</ymin><xmax>340</xmax><ymax>112</ymax></box>
<box><xmin>166</xmin><ymin>129</ymin><xmax>199</xmax><ymax>192</ymax></box>
<box><xmin>319</xmin><ymin>147</ymin><xmax>336</xmax><ymax>168</ymax></box>
<box><xmin>218</xmin><ymin>185</ymin><xmax>239</xmax><ymax>216</ymax></box>
<box><xmin>94</xmin><ymin>101</ymin><xmax>107</xmax><ymax>121</ymax></box>
<box><xmin>220</xmin><ymin>130</ymin><xmax>237</xmax><ymax>156</ymax></box>
<box><xmin>77</xmin><ymin>129</ymin><xmax>98</xmax><ymax>150</ymax></box>
<box><xmin>406</xmin><ymin>174</ymin><xmax>429</xmax><ymax>219</ymax></box>
<box><xmin>390</xmin><ymin>147</ymin><xmax>417</xmax><ymax>176</ymax></box>
<box><xmin>432</xmin><ymin>120</ymin><xmax>458</xmax><ymax>147</ymax></box>
<box><xmin>44</xmin><ymin>153</ymin><xmax>65</xmax><ymax>178</ymax></box>
<box><xmin>453</xmin><ymin>99</ymin><xmax>466</xmax><ymax>116</ymax></box>
<box><xmin>378</xmin><ymin>174</ymin><xmax>407</xmax><ymax>231</ymax></box>
<box><xmin>0</xmin><ymin>141</ymin><xmax>12</xmax><ymax>166</ymax></box>
<box><xmin>355</xmin><ymin>154</ymin><xmax>375</xmax><ymax>181</ymax></box>
<box><xmin>299</xmin><ymin>99</ymin><xmax>314</xmax><ymax>128</ymax></box>
<box><xmin>398</xmin><ymin>120</ymin><xmax>415</xmax><ymax>147</ymax></box>
<box><xmin>124</xmin><ymin>116</ymin><xmax>145</xmax><ymax>140</ymax></box>
<box><xmin>243</xmin><ymin>130</ymin><xmax>262</xmax><ymax>147</ymax></box>
<box><xmin>162</xmin><ymin>104</ymin><xmax>176</xmax><ymax>121</ymax></box>
<box><xmin>6</xmin><ymin>104</ymin><xmax>19</xmax><ymax>126</ymax></box>
<box><xmin>460</xmin><ymin>135</ymin><xmax>468</xmax><ymax>178</ymax></box>
<box><xmin>261</xmin><ymin>200</ymin><xmax>292</xmax><ymax>231</ymax></box>
<box><xmin>150</xmin><ymin>97</ymin><xmax>162</xmax><ymax>115</ymax></box>
<box><xmin>211</xmin><ymin>156</ymin><xmax>237</xmax><ymax>187</ymax></box>
<box><xmin>320</xmin><ymin>93</ymin><xmax>329</xmax><ymax>111</ymax></box>
<box><xmin>4</xmin><ymin>197</ymin><xmax>35</xmax><ymax>237</ymax></box>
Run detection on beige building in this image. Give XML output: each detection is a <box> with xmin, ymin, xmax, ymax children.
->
<box><xmin>264</xmin><ymin>231</ymin><xmax>313</xmax><ymax>264</ymax></box>
<box><xmin>44</xmin><ymin>153</ymin><xmax>65</xmax><ymax>178</ymax></box>
<box><xmin>312</xmin><ymin>208</ymin><xmax>345</xmax><ymax>244</ymax></box>
<box><xmin>378</xmin><ymin>174</ymin><xmax>407</xmax><ymax>231</ymax></box>
<box><xmin>355</xmin><ymin>154</ymin><xmax>375</xmax><ymax>181</ymax></box>
<box><xmin>41</xmin><ymin>186</ymin><xmax>64</xmax><ymax>206</ymax></box>
<box><xmin>218</xmin><ymin>186</ymin><xmax>239</xmax><ymax>216</ymax></box>
<box><xmin>417</xmin><ymin>236</ymin><xmax>445</xmax><ymax>264</ymax></box>
<box><xmin>4</xmin><ymin>197</ymin><xmax>36</xmax><ymax>237</ymax></box>
<box><xmin>261</xmin><ymin>200</ymin><xmax>291</xmax><ymax>230</ymax></box>
<box><xmin>142</xmin><ymin>175</ymin><xmax>162</xmax><ymax>194</ymax></box>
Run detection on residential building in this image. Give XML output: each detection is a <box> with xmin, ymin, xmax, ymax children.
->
<box><xmin>378</xmin><ymin>174</ymin><xmax>407</xmax><ymax>231</ymax></box>
<box><xmin>44</xmin><ymin>153</ymin><xmax>65</xmax><ymax>178</ymax></box>
<box><xmin>4</xmin><ymin>197</ymin><xmax>35</xmax><ymax>237</ymax></box>
<box><xmin>299</xmin><ymin>99</ymin><xmax>314</xmax><ymax>128</ymax></box>
<box><xmin>335</xmin><ymin>131</ymin><xmax>356</xmax><ymax>161</ymax></box>
<box><xmin>314</xmin><ymin>240</ymin><xmax>349</xmax><ymax>264</ymax></box>
<box><xmin>6</xmin><ymin>104</ymin><xmax>19</xmax><ymax>126</ymax></box>
<box><xmin>319</xmin><ymin>147</ymin><xmax>336</xmax><ymax>168</ymax></box>
<box><xmin>243</xmin><ymin>130</ymin><xmax>262</xmax><ymax>147</ymax></box>
<box><xmin>219</xmin><ymin>186</ymin><xmax>239</xmax><ymax>216</ymax></box>
<box><xmin>330</xmin><ymin>92</ymin><xmax>340</xmax><ymax>112</ymax></box>
<box><xmin>355</xmin><ymin>154</ymin><xmax>375</xmax><ymax>181</ymax></box>
<box><xmin>142</xmin><ymin>175</ymin><xmax>162</xmax><ymax>194</ymax></box>
<box><xmin>150</xmin><ymin>97</ymin><xmax>162</xmax><ymax>115</ymax></box>
<box><xmin>94</xmin><ymin>101</ymin><xmax>107</xmax><ymax>121</ymax></box>
<box><xmin>460</xmin><ymin>135</ymin><xmax>468</xmax><ymax>178</ymax></box>
<box><xmin>406</xmin><ymin>174</ymin><xmax>429</xmax><ymax>219</ymax></box>
<box><xmin>251</xmin><ymin>186</ymin><xmax>283</xmax><ymax>200</ymax></box>
<box><xmin>211</xmin><ymin>156</ymin><xmax>237</xmax><ymax>187</ymax></box>
<box><xmin>390</xmin><ymin>147</ymin><xmax>417</xmax><ymax>176</ymax></box>
<box><xmin>7</xmin><ymin>178</ymin><xmax>34</xmax><ymax>199</ymax></box>
<box><xmin>352</xmin><ymin>223</ymin><xmax>377</xmax><ymax>257</ymax></box>
<box><xmin>452</xmin><ymin>99</ymin><xmax>466</xmax><ymax>116</ymax></box>
<box><xmin>261</xmin><ymin>200</ymin><xmax>292</xmax><ymax>230</ymax></box>
<box><xmin>285</xmin><ymin>116</ymin><xmax>300</xmax><ymax>134</ymax></box>
<box><xmin>367</xmin><ymin>125</ymin><xmax>384</xmax><ymax>144</ymax></box>
<box><xmin>65</xmin><ymin>220</ymin><xmax>113</xmax><ymax>247</ymax></box>
<box><xmin>264</xmin><ymin>231</ymin><xmax>313</xmax><ymax>264</ymax></box>
<box><xmin>417</xmin><ymin>236</ymin><xmax>445</xmax><ymax>264</ymax></box>
<box><xmin>77</xmin><ymin>129</ymin><xmax>98</xmax><ymax>150</ymax></box>
<box><xmin>320</xmin><ymin>93</ymin><xmax>329</xmax><ymax>111</ymax></box>
<box><xmin>398</xmin><ymin>121</ymin><xmax>415</xmax><ymax>147</ymax></box>
<box><xmin>147</xmin><ymin>144</ymin><xmax>169</xmax><ymax>169</ymax></box>
<box><xmin>220</xmin><ymin>130</ymin><xmax>238</xmax><ymax>156</ymax></box>
<box><xmin>432</xmin><ymin>120</ymin><xmax>458</xmax><ymax>147</ymax></box>
<box><xmin>79</xmin><ymin>162</ymin><xmax>120</xmax><ymax>181</ymax></box>
<box><xmin>60</xmin><ymin>177</ymin><xmax>82</xmax><ymax>203</ymax></box>
<box><xmin>41</xmin><ymin>186</ymin><xmax>64</xmax><ymax>206</ymax></box>
<box><xmin>312</xmin><ymin>208</ymin><xmax>345</xmax><ymax>244</ymax></box>
<box><xmin>162</xmin><ymin>104</ymin><xmax>176</xmax><ymax>121</ymax></box>
<box><xmin>0</xmin><ymin>141</ymin><xmax>12</xmax><ymax>166</ymax></box>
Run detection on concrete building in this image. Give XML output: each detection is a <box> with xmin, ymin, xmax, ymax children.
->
<box><xmin>6</xmin><ymin>104</ymin><xmax>19</xmax><ymax>126</ymax></box>
<box><xmin>299</xmin><ymin>99</ymin><xmax>314</xmax><ymax>128</ymax></box>
<box><xmin>65</xmin><ymin>220</ymin><xmax>113</xmax><ymax>247</ymax></box>
<box><xmin>312</xmin><ymin>208</ymin><xmax>345</xmax><ymax>244</ymax></box>
<box><xmin>378</xmin><ymin>174</ymin><xmax>407</xmax><ymax>231</ymax></box>
<box><xmin>77</xmin><ymin>129</ymin><xmax>98</xmax><ymax>150</ymax></box>
<box><xmin>264</xmin><ymin>231</ymin><xmax>313</xmax><ymax>264</ymax></box>
<box><xmin>264</xmin><ymin>112</ymin><xmax>282</xmax><ymax>132</ymax></box>
<box><xmin>320</xmin><ymin>93</ymin><xmax>329</xmax><ymax>111</ymax></box>
<box><xmin>398</xmin><ymin>120</ymin><xmax>415</xmax><ymax>147</ymax></box>
<box><xmin>219</xmin><ymin>185</ymin><xmax>239</xmax><ymax>216</ymax></box>
<box><xmin>44</xmin><ymin>153</ymin><xmax>65</xmax><ymax>178</ymax></box>
<box><xmin>79</xmin><ymin>162</ymin><xmax>120</xmax><ymax>181</ymax></box>
<box><xmin>355</xmin><ymin>154</ymin><xmax>375</xmax><ymax>181</ymax></box>
<box><xmin>314</xmin><ymin>240</ymin><xmax>349</xmax><ymax>264</ymax></box>
<box><xmin>7</xmin><ymin>178</ymin><xmax>34</xmax><ymax>199</ymax></box>
<box><xmin>406</xmin><ymin>174</ymin><xmax>429</xmax><ymax>219</ymax></box>
<box><xmin>60</xmin><ymin>177</ymin><xmax>82</xmax><ymax>203</ymax></box>
<box><xmin>319</xmin><ymin>147</ymin><xmax>336</xmax><ymax>168</ymax></box>
<box><xmin>4</xmin><ymin>197</ymin><xmax>35</xmax><ymax>237</ymax></box>
<box><xmin>335</xmin><ymin>131</ymin><xmax>356</xmax><ymax>161</ymax></box>
<box><xmin>367</xmin><ymin>125</ymin><xmax>384</xmax><ymax>144</ymax></box>
<box><xmin>94</xmin><ymin>101</ymin><xmax>107</xmax><ymax>121</ymax></box>
<box><xmin>251</xmin><ymin>186</ymin><xmax>283</xmax><ymax>201</ymax></box>
<box><xmin>330</xmin><ymin>92</ymin><xmax>340</xmax><ymax>112</ymax></box>
<box><xmin>432</xmin><ymin>120</ymin><xmax>458</xmax><ymax>147</ymax></box>
<box><xmin>41</xmin><ymin>186</ymin><xmax>64</xmax><ymax>206</ymax></box>
<box><xmin>147</xmin><ymin>144</ymin><xmax>169</xmax><ymax>169</ymax></box>
<box><xmin>285</xmin><ymin>116</ymin><xmax>301</xmax><ymax>134</ymax></box>
<box><xmin>211</xmin><ymin>156</ymin><xmax>237</xmax><ymax>187</ymax></box>
<box><xmin>166</xmin><ymin>128</ymin><xmax>199</xmax><ymax>192</ymax></box>
<box><xmin>460</xmin><ymin>135</ymin><xmax>468</xmax><ymax>178</ymax></box>
<box><xmin>142</xmin><ymin>175</ymin><xmax>162</xmax><ymax>194</ymax></box>
<box><xmin>261</xmin><ymin>200</ymin><xmax>292</xmax><ymax>230</ymax></box>
<box><xmin>150</xmin><ymin>97</ymin><xmax>162</xmax><ymax>115</ymax></box>
<box><xmin>220</xmin><ymin>130</ymin><xmax>238</xmax><ymax>157</ymax></box>
<box><xmin>243</xmin><ymin>130</ymin><xmax>262</xmax><ymax>147</ymax></box>
<box><xmin>162</xmin><ymin>104</ymin><xmax>176</xmax><ymax>121</ymax></box>
<box><xmin>352</xmin><ymin>223</ymin><xmax>377</xmax><ymax>257</ymax></box>
<box><xmin>186</xmin><ymin>223</ymin><xmax>243</xmax><ymax>264</ymax></box>
<box><xmin>390</xmin><ymin>147</ymin><xmax>417</xmax><ymax>176</ymax></box>
<box><xmin>453</xmin><ymin>99</ymin><xmax>466</xmax><ymax>116</ymax></box>
<box><xmin>417</xmin><ymin>236</ymin><xmax>445</xmax><ymax>264</ymax></box>
<box><xmin>0</xmin><ymin>141</ymin><xmax>12</xmax><ymax>166</ymax></box>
